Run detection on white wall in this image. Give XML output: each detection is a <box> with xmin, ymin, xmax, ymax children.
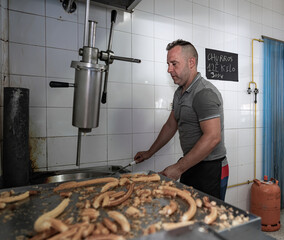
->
<box><xmin>1</xmin><ymin>0</ymin><xmax>284</xmax><ymax>210</ymax></box>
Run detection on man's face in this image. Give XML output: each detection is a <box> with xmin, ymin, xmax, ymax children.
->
<box><xmin>167</xmin><ymin>46</ymin><xmax>190</xmax><ymax>87</ymax></box>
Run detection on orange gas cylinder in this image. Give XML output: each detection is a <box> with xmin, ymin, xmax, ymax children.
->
<box><xmin>250</xmin><ymin>176</ymin><xmax>281</xmax><ymax>231</ymax></box>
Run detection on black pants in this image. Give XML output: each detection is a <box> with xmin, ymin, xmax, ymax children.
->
<box><xmin>180</xmin><ymin>157</ymin><xmax>224</xmax><ymax>199</ymax></box>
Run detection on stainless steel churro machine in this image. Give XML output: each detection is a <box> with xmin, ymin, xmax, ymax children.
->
<box><xmin>50</xmin><ymin>0</ymin><xmax>141</xmax><ymax>166</ymax></box>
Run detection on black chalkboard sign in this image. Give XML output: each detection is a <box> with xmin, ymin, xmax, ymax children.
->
<box><xmin>205</xmin><ymin>48</ymin><xmax>238</xmax><ymax>81</ymax></box>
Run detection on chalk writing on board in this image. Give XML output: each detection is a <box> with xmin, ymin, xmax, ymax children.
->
<box><xmin>205</xmin><ymin>48</ymin><xmax>238</xmax><ymax>81</ymax></box>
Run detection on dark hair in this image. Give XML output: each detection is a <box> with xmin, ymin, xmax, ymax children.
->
<box><xmin>166</xmin><ymin>39</ymin><xmax>198</xmax><ymax>66</ymax></box>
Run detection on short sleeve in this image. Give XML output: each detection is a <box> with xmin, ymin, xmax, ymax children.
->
<box><xmin>192</xmin><ymin>88</ymin><xmax>221</xmax><ymax>122</ymax></box>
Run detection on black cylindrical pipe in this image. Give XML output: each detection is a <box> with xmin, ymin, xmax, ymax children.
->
<box><xmin>3</xmin><ymin>87</ymin><xmax>30</xmax><ymax>188</ymax></box>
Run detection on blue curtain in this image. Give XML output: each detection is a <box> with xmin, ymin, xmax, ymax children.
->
<box><xmin>263</xmin><ymin>37</ymin><xmax>284</xmax><ymax>208</ymax></box>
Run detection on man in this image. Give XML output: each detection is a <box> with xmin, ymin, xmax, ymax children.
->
<box><xmin>134</xmin><ymin>39</ymin><xmax>228</xmax><ymax>201</ymax></box>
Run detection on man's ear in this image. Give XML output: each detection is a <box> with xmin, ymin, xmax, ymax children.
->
<box><xmin>188</xmin><ymin>57</ymin><xmax>196</xmax><ymax>69</ymax></box>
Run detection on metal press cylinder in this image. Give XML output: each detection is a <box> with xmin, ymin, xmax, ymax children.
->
<box><xmin>72</xmin><ymin>65</ymin><xmax>104</xmax><ymax>131</ymax></box>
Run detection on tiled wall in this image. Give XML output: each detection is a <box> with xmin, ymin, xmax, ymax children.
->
<box><xmin>1</xmin><ymin>0</ymin><xmax>284</xmax><ymax>210</ymax></box>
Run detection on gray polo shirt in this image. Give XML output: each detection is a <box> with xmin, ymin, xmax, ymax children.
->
<box><xmin>172</xmin><ymin>73</ymin><xmax>226</xmax><ymax>161</ymax></box>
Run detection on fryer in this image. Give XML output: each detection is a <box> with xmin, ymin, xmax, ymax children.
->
<box><xmin>0</xmin><ymin>173</ymin><xmax>274</xmax><ymax>240</ymax></box>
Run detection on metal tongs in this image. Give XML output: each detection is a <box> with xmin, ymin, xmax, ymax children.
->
<box><xmin>111</xmin><ymin>161</ymin><xmax>136</xmax><ymax>175</ymax></box>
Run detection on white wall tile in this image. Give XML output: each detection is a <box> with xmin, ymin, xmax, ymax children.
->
<box><xmin>9</xmin><ymin>43</ymin><xmax>45</xmax><ymax>76</ymax></box>
<box><xmin>210</xmin><ymin>9</ymin><xmax>224</xmax><ymax>31</ymax></box>
<box><xmin>175</xmin><ymin>0</ymin><xmax>193</xmax><ymax>23</ymax></box>
<box><xmin>238</xmin><ymin>0</ymin><xmax>251</xmax><ymax>19</ymax></box>
<box><xmin>154</xmin><ymin>15</ymin><xmax>174</xmax><ymax>41</ymax></box>
<box><xmin>224</xmin><ymin>14</ymin><xmax>237</xmax><ymax>34</ymax></box>
<box><xmin>272</xmin><ymin>11</ymin><xmax>284</xmax><ymax>30</ymax></box>
<box><xmin>30</xmin><ymin>107</ymin><xmax>46</xmax><ymax>137</ymax></box>
<box><xmin>209</xmin><ymin>29</ymin><xmax>224</xmax><ymax>50</ymax></box>
<box><xmin>133</xmin><ymin>84</ymin><xmax>154</xmax><ymax>108</ymax></box>
<box><xmin>80</xmin><ymin>135</ymin><xmax>107</xmax><ymax>163</ymax></box>
<box><xmin>132</xmin><ymin>34</ymin><xmax>154</xmax><ymax>61</ymax></box>
<box><xmin>109</xmin><ymin>61</ymin><xmax>131</xmax><ymax>83</ymax></box>
<box><xmin>108</xmin><ymin>109</ymin><xmax>132</xmax><ymax>134</ymax></box>
<box><xmin>133</xmin><ymin>157</ymin><xmax>155</xmax><ymax>172</ymax></box>
<box><xmin>238</xmin><ymin>162</ymin><xmax>254</xmax><ymax>185</ymax></box>
<box><xmin>174</xmin><ymin>20</ymin><xmax>193</xmax><ymax>41</ymax></box>
<box><xmin>78</xmin><ymin>2</ymin><xmax>106</xmax><ymax>27</ymax></box>
<box><xmin>112</xmin><ymin>31</ymin><xmax>131</xmax><ymax>57</ymax></box>
<box><xmin>224</xmin><ymin>129</ymin><xmax>238</xmax><ymax>149</ymax></box>
<box><xmin>193</xmin><ymin>0</ymin><xmax>209</xmax><ymax>7</ymax></box>
<box><xmin>132</xmin><ymin>10</ymin><xmax>154</xmax><ymax>37</ymax></box>
<box><xmin>133</xmin><ymin>133</ymin><xmax>155</xmax><ymax>155</ymax></box>
<box><xmin>224</xmin><ymin>110</ymin><xmax>238</xmax><ymax>129</ymax></box>
<box><xmin>272</xmin><ymin>0</ymin><xmax>284</xmax><ymax>14</ymax></box>
<box><xmin>223</xmin><ymin>91</ymin><xmax>238</xmax><ymax>110</ymax></box>
<box><xmin>46</xmin><ymin>18</ymin><xmax>77</xmax><ymax>50</ymax></box>
<box><xmin>10</xmin><ymin>75</ymin><xmax>46</xmax><ymax>107</ymax></box>
<box><xmin>228</xmin><ymin>165</ymin><xmax>237</xmax><ymax>185</ymax></box>
<box><xmin>238</xmin><ymin>110</ymin><xmax>253</xmax><ymax>128</ymax></box>
<box><xmin>225</xmin><ymin>187</ymin><xmax>238</xmax><ymax>206</ymax></box>
<box><xmin>47</xmin><ymin>107</ymin><xmax>77</xmax><ymax>136</ymax></box>
<box><xmin>251</xmin><ymin>3</ymin><xmax>262</xmax><ymax>23</ymax></box>
<box><xmin>47</xmin><ymin>136</ymin><xmax>77</xmax><ymax>167</ymax></box>
<box><xmin>210</xmin><ymin>0</ymin><xmax>224</xmax><ymax>11</ymax></box>
<box><xmin>46</xmin><ymin>0</ymin><xmax>78</xmax><ymax>22</ymax></box>
<box><xmin>237</xmin><ymin>184</ymin><xmax>252</xmax><ymax>204</ymax></box>
<box><xmin>154</xmin><ymin>38</ymin><xmax>168</xmax><ymax>62</ymax></box>
<box><xmin>155</xmin><ymin>62</ymin><xmax>173</xmax><ymax>86</ymax></box>
<box><xmin>155</xmin><ymin>85</ymin><xmax>175</xmax><ymax>109</ymax></box>
<box><xmin>136</xmin><ymin>0</ymin><xmax>154</xmax><ymax>13</ymax></box>
<box><xmin>224</xmin><ymin>0</ymin><xmax>237</xmax><ymax>16</ymax></box>
<box><xmin>107</xmin><ymin>82</ymin><xmax>131</xmax><ymax>108</ymax></box>
<box><xmin>193</xmin><ymin>3</ymin><xmax>209</xmax><ymax>27</ymax></box>
<box><xmin>46</xmin><ymin>48</ymin><xmax>77</xmax><ymax>78</ymax></box>
<box><xmin>192</xmin><ymin>25</ymin><xmax>209</xmax><ymax>48</ymax></box>
<box><xmin>224</xmin><ymin>33</ymin><xmax>238</xmax><ymax>53</ymax></box>
<box><xmin>108</xmin><ymin>134</ymin><xmax>132</xmax><ymax>160</ymax></box>
<box><xmin>155</xmin><ymin>109</ymin><xmax>170</xmax><ymax>132</ymax></box>
<box><xmin>154</xmin><ymin>154</ymin><xmax>175</xmax><ymax>172</ymax></box>
<box><xmin>9</xmin><ymin>0</ymin><xmax>44</xmax><ymax>15</ymax></box>
<box><xmin>133</xmin><ymin>109</ymin><xmax>154</xmax><ymax>133</ymax></box>
<box><xmin>238</xmin><ymin>17</ymin><xmax>251</xmax><ymax>38</ymax></box>
<box><xmin>226</xmin><ymin>147</ymin><xmax>238</xmax><ymax>167</ymax></box>
<box><xmin>155</xmin><ymin>0</ymin><xmax>174</xmax><ymax>18</ymax></box>
<box><xmin>9</xmin><ymin>11</ymin><xmax>45</xmax><ymax>46</ymax></box>
<box><xmin>132</xmin><ymin>60</ymin><xmax>154</xmax><ymax>85</ymax></box>
<box><xmin>155</xmin><ymin>133</ymin><xmax>175</xmax><ymax>155</ymax></box>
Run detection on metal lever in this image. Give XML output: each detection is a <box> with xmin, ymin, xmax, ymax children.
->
<box><xmin>49</xmin><ymin>81</ymin><xmax>74</xmax><ymax>88</ymax></box>
<box><xmin>101</xmin><ymin>10</ymin><xmax>117</xmax><ymax>104</ymax></box>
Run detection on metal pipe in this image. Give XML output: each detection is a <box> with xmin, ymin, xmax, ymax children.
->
<box><xmin>88</xmin><ymin>21</ymin><xmax>97</xmax><ymax>48</ymax></box>
<box><xmin>227</xmin><ymin>180</ymin><xmax>253</xmax><ymax>189</ymax></box>
<box><xmin>76</xmin><ymin>129</ymin><xmax>82</xmax><ymax>166</ymax></box>
<box><xmin>228</xmin><ymin>38</ymin><xmax>264</xmax><ymax>189</ymax></box>
<box><xmin>83</xmin><ymin>0</ymin><xmax>90</xmax><ymax>46</ymax></box>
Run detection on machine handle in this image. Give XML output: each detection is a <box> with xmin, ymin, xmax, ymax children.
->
<box><xmin>111</xmin><ymin>9</ymin><xmax>117</xmax><ymax>23</ymax></box>
<box><xmin>49</xmin><ymin>81</ymin><xmax>74</xmax><ymax>88</ymax></box>
<box><xmin>111</xmin><ymin>55</ymin><xmax>141</xmax><ymax>63</ymax></box>
<box><xmin>101</xmin><ymin>10</ymin><xmax>117</xmax><ymax>104</ymax></box>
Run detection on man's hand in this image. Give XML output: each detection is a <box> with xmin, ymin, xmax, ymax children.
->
<box><xmin>134</xmin><ymin>151</ymin><xmax>152</xmax><ymax>163</ymax></box>
<box><xmin>159</xmin><ymin>163</ymin><xmax>183</xmax><ymax>181</ymax></box>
